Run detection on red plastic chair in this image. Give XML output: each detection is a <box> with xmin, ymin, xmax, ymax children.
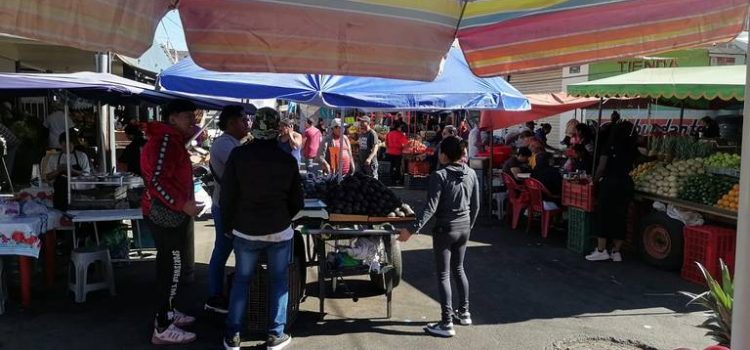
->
<box><xmin>501</xmin><ymin>172</ymin><xmax>529</xmax><ymax>229</ymax></box>
<box><xmin>524</xmin><ymin>178</ymin><xmax>563</xmax><ymax>238</ymax></box>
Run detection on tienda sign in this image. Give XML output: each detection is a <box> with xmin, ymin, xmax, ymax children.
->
<box><xmin>616</xmin><ymin>57</ymin><xmax>679</xmax><ymax>73</ymax></box>
<box><xmin>589</xmin><ymin>49</ymin><xmax>709</xmax><ymax>80</ymax></box>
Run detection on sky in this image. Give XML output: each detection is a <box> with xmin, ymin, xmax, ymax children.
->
<box><xmin>153</xmin><ymin>10</ymin><xmax>188</xmax><ymax>51</ymax></box>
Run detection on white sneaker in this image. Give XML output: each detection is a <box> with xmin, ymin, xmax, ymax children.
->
<box><xmin>151</xmin><ymin>324</ymin><xmax>197</xmax><ymax>345</ymax></box>
<box><xmin>168</xmin><ymin>309</ymin><xmax>196</xmax><ymax>327</ymax></box>
<box><xmin>585</xmin><ymin>249</ymin><xmax>611</xmax><ymax>261</ymax></box>
<box><xmin>611</xmin><ymin>251</ymin><xmax>623</xmax><ymax>262</ymax></box>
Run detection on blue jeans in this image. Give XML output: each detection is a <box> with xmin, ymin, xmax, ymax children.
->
<box><xmin>208</xmin><ymin>205</ymin><xmax>233</xmax><ymax>297</ymax></box>
<box><xmin>226</xmin><ymin>237</ymin><xmax>292</xmax><ymax>337</ymax></box>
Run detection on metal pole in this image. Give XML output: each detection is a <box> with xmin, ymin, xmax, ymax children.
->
<box><xmin>97</xmin><ymin>102</ymin><xmax>107</xmax><ymax>172</ymax></box>
<box><xmin>679</xmin><ymin>101</ymin><xmax>685</xmax><ymax>133</ymax></box>
<box><xmin>591</xmin><ymin>97</ymin><xmax>604</xmax><ymax>175</ymax></box>
<box><xmin>730</xmin><ymin>51</ymin><xmax>750</xmax><ymax>350</ymax></box>
<box><xmin>64</xmin><ymin>97</ymin><xmax>71</xmax><ymax>205</ymax></box>
<box><xmin>109</xmin><ymin>105</ymin><xmax>116</xmax><ymax>172</ymax></box>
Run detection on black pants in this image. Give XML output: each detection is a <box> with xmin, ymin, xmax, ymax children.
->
<box><xmin>432</xmin><ymin>222</ymin><xmax>471</xmax><ymax>323</ymax></box>
<box><xmin>386</xmin><ymin>154</ymin><xmax>403</xmax><ymax>184</ymax></box>
<box><xmin>596</xmin><ymin>176</ymin><xmax>634</xmax><ymax>241</ymax></box>
<box><xmin>147</xmin><ymin>216</ymin><xmax>190</xmax><ymax>328</ymax></box>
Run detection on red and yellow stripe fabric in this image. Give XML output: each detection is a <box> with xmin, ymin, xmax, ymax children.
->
<box><xmin>458</xmin><ymin>0</ymin><xmax>750</xmax><ymax>77</ymax></box>
<box><xmin>0</xmin><ymin>0</ymin><xmax>747</xmax><ymax>80</ymax></box>
<box><xmin>178</xmin><ymin>0</ymin><xmax>462</xmax><ymax>80</ymax></box>
<box><xmin>0</xmin><ymin>0</ymin><xmax>172</xmax><ymax>57</ymax></box>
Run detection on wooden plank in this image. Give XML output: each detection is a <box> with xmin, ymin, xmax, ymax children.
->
<box><xmin>368</xmin><ymin>216</ymin><xmax>416</xmax><ymax>223</ymax></box>
<box><xmin>328</xmin><ymin>213</ymin><xmax>369</xmax><ymax>223</ymax></box>
<box><xmin>634</xmin><ymin>191</ymin><xmax>737</xmax><ymax>220</ymax></box>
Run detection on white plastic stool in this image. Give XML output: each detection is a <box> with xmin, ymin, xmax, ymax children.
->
<box><xmin>68</xmin><ymin>247</ymin><xmax>116</xmax><ymax>303</ymax></box>
<box><xmin>493</xmin><ymin>192</ymin><xmax>508</xmax><ymax>221</ymax></box>
<box><xmin>0</xmin><ymin>257</ymin><xmax>6</xmax><ymax>314</ymax></box>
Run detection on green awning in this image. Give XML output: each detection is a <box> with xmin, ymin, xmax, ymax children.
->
<box><xmin>568</xmin><ymin>65</ymin><xmax>745</xmax><ymax>101</ymax></box>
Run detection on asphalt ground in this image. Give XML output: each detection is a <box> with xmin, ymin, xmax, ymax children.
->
<box><xmin>0</xmin><ymin>188</ymin><xmax>712</xmax><ymax>350</ymax></box>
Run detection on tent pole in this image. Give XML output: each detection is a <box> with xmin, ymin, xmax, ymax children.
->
<box><xmin>488</xmin><ymin>127</ymin><xmax>493</xmax><ymax>217</ymax></box>
<box><xmin>338</xmin><ymin>108</ymin><xmax>344</xmax><ymax>174</ymax></box>
<box><xmin>678</xmin><ymin>101</ymin><xmax>685</xmax><ymax>133</ymax></box>
<box><xmin>64</xmin><ymin>96</ymin><xmax>71</xmax><ymax>205</ymax></box>
<box><xmin>731</xmin><ymin>47</ymin><xmax>750</xmax><ymax>350</ymax></box>
<box><xmin>591</xmin><ymin>97</ymin><xmax>604</xmax><ymax>175</ymax></box>
<box><xmin>97</xmin><ymin>102</ymin><xmax>108</xmax><ymax>172</ymax></box>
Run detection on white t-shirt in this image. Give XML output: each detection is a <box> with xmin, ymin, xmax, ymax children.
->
<box><xmin>233</xmin><ymin>225</ymin><xmax>294</xmax><ymax>242</ymax></box>
<box><xmin>45</xmin><ymin>150</ymin><xmax>91</xmax><ymax>178</ymax></box>
<box><xmin>209</xmin><ymin>133</ymin><xmax>242</xmax><ymax>206</ymax></box>
<box><xmin>44</xmin><ymin>111</ymin><xmax>74</xmax><ymax>149</ymax></box>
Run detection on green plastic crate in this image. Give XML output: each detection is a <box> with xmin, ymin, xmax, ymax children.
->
<box><xmin>567</xmin><ymin>208</ymin><xmax>594</xmax><ymax>254</ymax></box>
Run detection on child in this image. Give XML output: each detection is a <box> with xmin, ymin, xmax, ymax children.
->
<box><xmin>398</xmin><ymin>136</ymin><xmax>481</xmax><ymax>337</ymax></box>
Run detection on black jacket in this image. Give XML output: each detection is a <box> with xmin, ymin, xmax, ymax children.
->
<box><xmin>220</xmin><ymin>139</ymin><xmax>304</xmax><ymax>236</ymax></box>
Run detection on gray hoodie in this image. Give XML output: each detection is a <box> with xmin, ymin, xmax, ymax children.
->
<box><xmin>413</xmin><ymin>163</ymin><xmax>481</xmax><ymax>234</ymax></box>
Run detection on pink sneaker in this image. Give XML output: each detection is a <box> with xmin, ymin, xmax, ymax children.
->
<box><xmin>168</xmin><ymin>309</ymin><xmax>196</xmax><ymax>327</ymax></box>
<box><xmin>151</xmin><ymin>324</ymin><xmax>197</xmax><ymax>345</ymax></box>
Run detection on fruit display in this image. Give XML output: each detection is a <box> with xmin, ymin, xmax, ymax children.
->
<box><xmin>302</xmin><ymin>173</ymin><xmax>343</xmax><ymax>199</ymax></box>
<box><xmin>403</xmin><ymin>138</ymin><xmax>427</xmax><ymax>155</ymax></box>
<box><xmin>678</xmin><ymin>174</ymin><xmax>736</xmax><ymax>206</ymax></box>
<box><xmin>705</xmin><ymin>152</ymin><xmax>741</xmax><ymax>169</ymax></box>
<box><xmin>715</xmin><ymin>184</ymin><xmax>740</xmax><ymax>212</ymax></box>
<box><xmin>634</xmin><ymin>158</ymin><xmax>705</xmax><ymax>198</ymax></box>
<box><xmin>306</xmin><ymin>172</ymin><xmax>414</xmax><ymax>217</ymax></box>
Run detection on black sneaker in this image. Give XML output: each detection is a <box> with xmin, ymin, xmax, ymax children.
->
<box><xmin>424</xmin><ymin>321</ymin><xmax>455</xmax><ymax>337</ymax></box>
<box><xmin>223</xmin><ymin>333</ymin><xmax>241</xmax><ymax>350</ymax></box>
<box><xmin>452</xmin><ymin>310</ymin><xmax>473</xmax><ymax>326</ymax></box>
<box><xmin>204</xmin><ymin>295</ymin><xmax>228</xmax><ymax>314</ymax></box>
<box><xmin>267</xmin><ymin>333</ymin><xmax>292</xmax><ymax>350</ymax></box>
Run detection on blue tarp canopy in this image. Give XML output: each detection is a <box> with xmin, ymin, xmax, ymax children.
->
<box><xmin>0</xmin><ymin>71</ymin><xmax>239</xmax><ymax>110</ymax></box>
<box><xmin>159</xmin><ymin>47</ymin><xmax>530</xmax><ymax>111</ymax></box>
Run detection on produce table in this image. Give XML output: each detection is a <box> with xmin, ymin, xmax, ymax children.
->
<box><xmin>66</xmin><ymin>209</ymin><xmax>146</xmax><ymax>261</ymax></box>
<box><xmin>307</xmin><ymin>214</ymin><xmax>413</xmax><ymax>318</ymax></box>
<box><xmin>634</xmin><ymin>192</ymin><xmax>737</xmax><ymax>221</ymax></box>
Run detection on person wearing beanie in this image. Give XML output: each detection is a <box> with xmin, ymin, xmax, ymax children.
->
<box><xmin>221</xmin><ymin>107</ymin><xmax>303</xmax><ymax>350</ymax></box>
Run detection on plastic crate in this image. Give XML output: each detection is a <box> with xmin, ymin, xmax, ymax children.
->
<box><xmin>226</xmin><ymin>257</ymin><xmax>302</xmax><ymax>333</ymax></box>
<box><xmin>681</xmin><ymin>225</ymin><xmax>736</xmax><ymax>285</ymax></box>
<box><xmin>562</xmin><ymin>180</ymin><xmax>595</xmax><ymax>212</ymax></box>
<box><xmin>567</xmin><ymin>208</ymin><xmax>594</xmax><ymax>254</ymax></box>
<box><xmin>407</xmin><ymin>160</ymin><xmax>430</xmax><ymax>176</ymax></box>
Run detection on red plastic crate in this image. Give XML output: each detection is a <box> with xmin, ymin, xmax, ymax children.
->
<box><xmin>681</xmin><ymin>225</ymin><xmax>736</xmax><ymax>285</ymax></box>
<box><xmin>407</xmin><ymin>160</ymin><xmax>430</xmax><ymax>176</ymax></box>
<box><xmin>562</xmin><ymin>180</ymin><xmax>595</xmax><ymax>212</ymax></box>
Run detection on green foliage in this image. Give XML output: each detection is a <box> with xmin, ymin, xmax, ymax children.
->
<box><xmin>679</xmin><ymin>260</ymin><xmax>733</xmax><ymax>346</ymax></box>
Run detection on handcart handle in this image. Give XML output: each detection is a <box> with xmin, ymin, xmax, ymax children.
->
<box><xmin>307</xmin><ymin>229</ymin><xmax>396</xmax><ymax>236</ymax></box>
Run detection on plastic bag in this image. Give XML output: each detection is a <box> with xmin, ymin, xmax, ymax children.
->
<box><xmin>652</xmin><ymin>201</ymin><xmax>667</xmax><ymax>212</ymax></box>
<box><xmin>0</xmin><ymin>200</ymin><xmax>20</xmax><ymax>218</ymax></box>
<box><xmin>666</xmin><ymin>204</ymin><xmax>704</xmax><ymax>226</ymax></box>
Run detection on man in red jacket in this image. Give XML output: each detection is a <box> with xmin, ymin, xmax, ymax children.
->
<box><xmin>141</xmin><ymin>99</ymin><xmax>203</xmax><ymax>345</ymax></box>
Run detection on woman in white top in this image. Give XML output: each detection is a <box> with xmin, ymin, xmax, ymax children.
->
<box><xmin>44</xmin><ymin>132</ymin><xmax>91</xmax><ymax>183</ymax></box>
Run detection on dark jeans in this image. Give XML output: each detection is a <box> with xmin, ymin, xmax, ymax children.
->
<box><xmin>386</xmin><ymin>154</ymin><xmax>403</xmax><ymax>184</ymax></box>
<box><xmin>147</xmin><ymin>216</ymin><xmax>190</xmax><ymax>328</ymax></box>
<box><xmin>596</xmin><ymin>176</ymin><xmax>634</xmax><ymax>240</ymax></box>
<box><xmin>358</xmin><ymin>158</ymin><xmax>379</xmax><ymax>179</ymax></box>
<box><xmin>208</xmin><ymin>205</ymin><xmax>233</xmax><ymax>297</ymax></box>
<box><xmin>226</xmin><ymin>237</ymin><xmax>292</xmax><ymax>337</ymax></box>
<box><xmin>432</xmin><ymin>221</ymin><xmax>471</xmax><ymax>323</ymax></box>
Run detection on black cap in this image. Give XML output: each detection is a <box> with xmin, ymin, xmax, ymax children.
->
<box><xmin>162</xmin><ymin>99</ymin><xmax>196</xmax><ymax>118</ymax></box>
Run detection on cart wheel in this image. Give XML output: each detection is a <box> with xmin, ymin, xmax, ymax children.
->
<box><xmin>639</xmin><ymin>212</ymin><xmax>684</xmax><ymax>270</ymax></box>
<box><xmin>370</xmin><ymin>238</ymin><xmax>402</xmax><ymax>291</ymax></box>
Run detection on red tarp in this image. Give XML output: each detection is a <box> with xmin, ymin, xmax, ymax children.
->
<box><xmin>480</xmin><ymin>93</ymin><xmax>600</xmax><ymax>130</ymax></box>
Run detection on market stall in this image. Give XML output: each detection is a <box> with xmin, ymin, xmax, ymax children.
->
<box><xmin>0</xmin><ymin>72</ymin><xmax>237</xmax><ymax>306</ymax></box>
<box><xmin>567</xmin><ymin>66</ymin><xmax>745</xmax><ymax>281</ymax></box>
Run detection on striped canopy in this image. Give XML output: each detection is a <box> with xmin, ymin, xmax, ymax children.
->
<box><xmin>0</xmin><ymin>0</ymin><xmax>747</xmax><ymax>80</ymax></box>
